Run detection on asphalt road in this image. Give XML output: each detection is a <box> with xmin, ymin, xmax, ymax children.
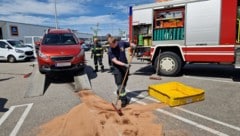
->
<box><xmin>0</xmin><ymin>51</ymin><xmax>240</xmax><ymax>136</ymax></box>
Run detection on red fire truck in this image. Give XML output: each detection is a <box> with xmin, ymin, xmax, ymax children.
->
<box><xmin>129</xmin><ymin>0</ymin><xmax>240</xmax><ymax>76</ymax></box>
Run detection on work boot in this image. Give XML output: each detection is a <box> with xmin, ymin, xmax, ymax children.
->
<box><xmin>120</xmin><ymin>96</ymin><xmax>129</xmax><ymax>108</ymax></box>
<box><xmin>94</xmin><ymin>69</ymin><xmax>98</xmax><ymax>72</ymax></box>
<box><xmin>101</xmin><ymin>66</ymin><xmax>104</xmax><ymax>72</ymax></box>
<box><xmin>94</xmin><ymin>66</ymin><xmax>98</xmax><ymax>72</ymax></box>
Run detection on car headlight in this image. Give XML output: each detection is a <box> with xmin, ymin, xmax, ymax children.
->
<box><xmin>77</xmin><ymin>49</ymin><xmax>85</xmax><ymax>57</ymax></box>
<box><xmin>38</xmin><ymin>50</ymin><xmax>48</xmax><ymax>59</ymax></box>
<box><xmin>15</xmin><ymin>49</ymin><xmax>24</xmax><ymax>53</ymax></box>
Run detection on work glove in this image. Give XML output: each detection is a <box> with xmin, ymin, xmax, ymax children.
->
<box><xmin>124</xmin><ymin>63</ymin><xmax>131</xmax><ymax>68</ymax></box>
<box><xmin>130</xmin><ymin>43</ymin><xmax>137</xmax><ymax>49</ymax></box>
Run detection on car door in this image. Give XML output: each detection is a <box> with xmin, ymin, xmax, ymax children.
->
<box><xmin>0</xmin><ymin>41</ymin><xmax>9</xmax><ymax>60</ymax></box>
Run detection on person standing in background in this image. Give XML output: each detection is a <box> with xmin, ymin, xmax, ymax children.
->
<box><xmin>91</xmin><ymin>38</ymin><xmax>104</xmax><ymax>72</ymax></box>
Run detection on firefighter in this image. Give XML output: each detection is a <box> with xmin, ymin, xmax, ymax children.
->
<box><xmin>91</xmin><ymin>38</ymin><xmax>104</xmax><ymax>72</ymax></box>
<box><xmin>108</xmin><ymin>37</ymin><xmax>136</xmax><ymax>107</ymax></box>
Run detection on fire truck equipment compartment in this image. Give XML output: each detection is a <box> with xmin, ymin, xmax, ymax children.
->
<box><xmin>148</xmin><ymin>82</ymin><xmax>204</xmax><ymax>107</ymax></box>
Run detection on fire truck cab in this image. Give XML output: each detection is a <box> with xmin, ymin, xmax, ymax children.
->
<box><xmin>130</xmin><ymin>0</ymin><xmax>240</xmax><ymax>76</ymax></box>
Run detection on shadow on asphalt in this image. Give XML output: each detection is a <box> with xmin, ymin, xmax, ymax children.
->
<box><xmin>84</xmin><ymin>65</ymin><xmax>97</xmax><ymax>80</ymax></box>
<box><xmin>127</xmin><ymin>90</ymin><xmax>149</xmax><ymax>103</ymax></box>
<box><xmin>42</xmin><ymin>65</ymin><xmax>99</xmax><ymax>94</ymax></box>
<box><xmin>0</xmin><ymin>98</ymin><xmax>9</xmax><ymax>112</ymax></box>
<box><xmin>0</xmin><ymin>77</ymin><xmax>15</xmax><ymax>82</ymax></box>
<box><xmin>0</xmin><ymin>58</ymin><xmax>36</xmax><ymax>63</ymax></box>
<box><xmin>132</xmin><ymin>65</ymin><xmax>155</xmax><ymax>76</ymax></box>
<box><xmin>131</xmin><ymin>63</ymin><xmax>240</xmax><ymax>81</ymax></box>
<box><xmin>182</xmin><ymin>64</ymin><xmax>240</xmax><ymax>81</ymax></box>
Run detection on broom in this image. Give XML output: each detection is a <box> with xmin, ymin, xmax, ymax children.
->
<box><xmin>149</xmin><ymin>53</ymin><xmax>161</xmax><ymax>80</ymax></box>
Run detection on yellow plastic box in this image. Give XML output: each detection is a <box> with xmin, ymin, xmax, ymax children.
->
<box><xmin>148</xmin><ymin>82</ymin><xmax>204</xmax><ymax>107</ymax></box>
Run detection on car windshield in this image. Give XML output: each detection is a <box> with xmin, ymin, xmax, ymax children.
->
<box><xmin>42</xmin><ymin>33</ymin><xmax>77</xmax><ymax>45</ymax></box>
<box><xmin>7</xmin><ymin>40</ymin><xmax>25</xmax><ymax>48</ymax></box>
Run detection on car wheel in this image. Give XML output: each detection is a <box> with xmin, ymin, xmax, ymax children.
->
<box><xmin>154</xmin><ymin>52</ymin><xmax>182</xmax><ymax>76</ymax></box>
<box><xmin>8</xmin><ymin>55</ymin><xmax>16</xmax><ymax>63</ymax></box>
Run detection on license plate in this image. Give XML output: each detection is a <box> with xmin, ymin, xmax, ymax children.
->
<box><xmin>55</xmin><ymin>62</ymin><xmax>71</xmax><ymax>67</ymax></box>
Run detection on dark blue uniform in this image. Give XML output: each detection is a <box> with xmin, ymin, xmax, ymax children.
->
<box><xmin>108</xmin><ymin>41</ymin><xmax>130</xmax><ymax>107</ymax></box>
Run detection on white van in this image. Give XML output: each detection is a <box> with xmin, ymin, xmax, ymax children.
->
<box><xmin>0</xmin><ymin>39</ymin><xmax>35</xmax><ymax>63</ymax></box>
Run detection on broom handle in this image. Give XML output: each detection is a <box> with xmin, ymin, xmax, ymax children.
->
<box><xmin>115</xmin><ymin>48</ymin><xmax>136</xmax><ymax>104</ymax></box>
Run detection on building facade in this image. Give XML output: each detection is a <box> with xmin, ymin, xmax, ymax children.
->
<box><xmin>0</xmin><ymin>20</ymin><xmax>52</xmax><ymax>41</ymax></box>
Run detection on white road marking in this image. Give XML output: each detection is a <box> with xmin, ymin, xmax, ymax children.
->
<box><xmin>175</xmin><ymin>107</ymin><xmax>240</xmax><ymax>132</ymax></box>
<box><xmin>183</xmin><ymin>75</ymin><xmax>239</xmax><ymax>84</ymax></box>
<box><xmin>123</xmin><ymin>90</ymin><xmax>234</xmax><ymax>136</ymax></box>
<box><xmin>0</xmin><ymin>107</ymin><xmax>15</xmax><ymax>126</ymax></box>
<box><xmin>146</xmin><ymin>95</ymin><xmax>240</xmax><ymax>132</ymax></box>
<box><xmin>10</xmin><ymin>103</ymin><xmax>33</xmax><ymax>136</ymax></box>
<box><xmin>0</xmin><ymin>103</ymin><xmax>33</xmax><ymax>136</ymax></box>
<box><xmin>130</xmin><ymin>97</ymin><xmax>229</xmax><ymax>136</ymax></box>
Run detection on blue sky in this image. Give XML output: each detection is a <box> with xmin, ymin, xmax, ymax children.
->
<box><xmin>0</xmin><ymin>0</ymin><xmax>154</xmax><ymax>36</ymax></box>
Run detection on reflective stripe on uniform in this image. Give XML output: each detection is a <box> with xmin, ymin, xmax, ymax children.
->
<box><xmin>95</xmin><ymin>47</ymin><xmax>103</xmax><ymax>50</ymax></box>
<box><xmin>95</xmin><ymin>54</ymin><xmax>103</xmax><ymax>56</ymax></box>
<box><xmin>119</xmin><ymin>92</ymin><xmax>126</xmax><ymax>97</ymax></box>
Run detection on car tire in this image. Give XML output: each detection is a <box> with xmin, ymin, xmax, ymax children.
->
<box><xmin>154</xmin><ymin>52</ymin><xmax>182</xmax><ymax>76</ymax></box>
<box><xmin>8</xmin><ymin>55</ymin><xmax>16</xmax><ymax>63</ymax></box>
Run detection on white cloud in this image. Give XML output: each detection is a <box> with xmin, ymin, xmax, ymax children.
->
<box><xmin>59</xmin><ymin>15</ymin><xmax>115</xmax><ymax>25</ymax></box>
<box><xmin>0</xmin><ymin>0</ymin><xmax>89</xmax><ymax>16</ymax></box>
<box><xmin>0</xmin><ymin>0</ymin><xmax>152</xmax><ymax>35</ymax></box>
<box><xmin>58</xmin><ymin>15</ymin><xmax>129</xmax><ymax>35</ymax></box>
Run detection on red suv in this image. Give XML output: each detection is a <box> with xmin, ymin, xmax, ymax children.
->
<box><xmin>37</xmin><ymin>28</ymin><xmax>85</xmax><ymax>74</ymax></box>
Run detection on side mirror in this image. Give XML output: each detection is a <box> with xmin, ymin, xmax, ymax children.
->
<box><xmin>35</xmin><ymin>41</ymin><xmax>41</xmax><ymax>46</ymax></box>
<box><xmin>5</xmin><ymin>44</ymin><xmax>12</xmax><ymax>49</ymax></box>
<box><xmin>78</xmin><ymin>39</ymin><xmax>84</xmax><ymax>45</ymax></box>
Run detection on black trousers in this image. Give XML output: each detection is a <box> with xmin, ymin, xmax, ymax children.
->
<box><xmin>113</xmin><ymin>66</ymin><xmax>129</xmax><ymax>95</ymax></box>
<box><xmin>94</xmin><ymin>56</ymin><xmax>103</xmax><ymax>69</ymax></box>
<box><xmin>108</xmin><ymin>54</ymin><xmax>113</xmax><ymax>68</ymax></box>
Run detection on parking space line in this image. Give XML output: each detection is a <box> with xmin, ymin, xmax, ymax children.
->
<box><xmin>130</xmin><ymin>96</ymin><xmax>228</xmax><ymax>136</ymax></box>
<box><xmin>175</xmin><ymin>107</ymin><xmax>240</xmax><ymax>132</ymax></box>
<box><xmin>183</xmin><ymin>75</ymin><xmax>239</xmax><ymax>84</ymax></box>
<box><xmin>10</xmin><ymin>103</ymin><xmax>33</xmax><ymax>136</ymax></box>
<box><xmin>0</xmin><ymin>103</ymin><xmax>33</xmax><ymax>136</ymax></box>
<box><xmin>146</xmin><ymin>95</ymin><xmax>240</xmax><ymax>132</ymax></box>
<box><xmin>125</xmin><ymin>90</ymin><xmax>230</xmax><ymax>136</ymax></box>
<box><xmin>0</xmin><ymin>106</ymin><xmax>15</xmax><ymax>126</ymax></box>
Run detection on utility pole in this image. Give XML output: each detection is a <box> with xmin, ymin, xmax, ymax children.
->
<box><xmin>109</xmin><ymin>13</ymin><xmax>115</xmax><ymax>35</ymax></box>
<box><xmin>90</xmin><ymin>23</ymin><xmax>100</xmax><ymax>37</ymax></box>
<box><xmin>54</xmin><ymin>0</ymin><xmax>59</xmax><ymax>29</ymax></box>
<box><xmin>119</xmin><ymin>28</ymin><xmax>126</xmax><ymax>40</ymax></box>
<box><xmin>118</xmin><ymin>28</ymin><xmax>125</xmax><ymax>37</ymax></box>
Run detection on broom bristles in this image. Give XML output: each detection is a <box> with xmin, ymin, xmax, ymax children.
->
<box><xmin>149</xmin><ymin>74</ymin><xmax>161</xmax><ymax>80</ymax></box>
